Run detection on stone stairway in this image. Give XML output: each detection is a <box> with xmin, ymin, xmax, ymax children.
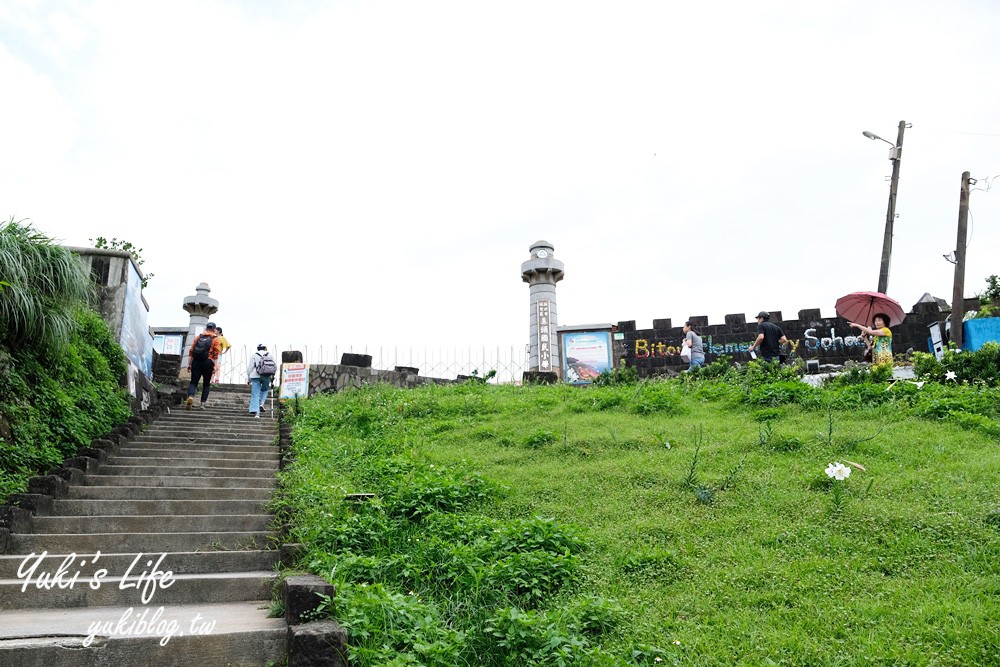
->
<box><xmin>0</xmin><ymin>388</ymin><xmax>287</xmax><ymax>666</ymax></box>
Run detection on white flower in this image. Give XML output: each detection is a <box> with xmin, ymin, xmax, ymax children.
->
<box><xmin>945</xmin><ymin>370</ymin><xmax>958</xmax><ymax>381</ymax></box>
<box><xmin>825</xmin><ymin>462</ymin><xmax>851</xmax><ymax>481</ymax></box>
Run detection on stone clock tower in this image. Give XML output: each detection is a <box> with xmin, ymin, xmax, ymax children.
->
<box><xmin>521</xmin><ymin>240</ymin><xmax>565</xmax><ymax>374</ymax></box>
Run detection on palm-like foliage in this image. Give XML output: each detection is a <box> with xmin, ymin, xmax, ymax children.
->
<box><xmin>0</xmin><ymin>218</ymin><xmax>93</xmax><ymax>353</ymax></box>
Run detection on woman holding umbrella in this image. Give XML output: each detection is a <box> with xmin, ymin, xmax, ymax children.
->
<box><xmin>835</xmin><ymin>291</ymin><xmax>905</xmax><ymax>369</ymax></box>
<box><xmin>848</xmin><ymin>314</ymin><xmax>893</xmax><ymax>367</ymax></box>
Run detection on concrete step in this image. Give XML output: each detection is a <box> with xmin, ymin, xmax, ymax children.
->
<box><xmin>144</xmin><ymin>420</ymin><xmax>278</xmax><ymax>434</ymax></box>
<box><xmin>82</xmin><ymin>475</ymin><xmax>276</xmax><ymax>489</ymax></box>
<box><xmin>0</xmin><ymin>400</ymin><xmax>288</xmax><ymax>665</ymax></box>
<box><xmin>97</xmin><ymin>465</ymin><xmax>276</xmax><ymax>479</ymax></box>
<box><xmin>0</xmin><ymin>601</ymin><xmax>285</xmax><ymax>666</ymax></box>
<box><xmin>122</xmin><ymin>443</ymin><xmax>278</xmax><ymax>456</ymax></box>
<box><xmin>134</xmin><ymin>428</ymin><xmax>278</xmax><ymax>447</ymax></box>
<box><xmin>8</xmin><ymin>531</ymin><xmax>272</xmax><ymax>554</ymax></box>
<box><xmin>0</xmin><ymin>570</ymin><xmax>276</xmax><ymax>610</ymax></box>
<box><xmin>143</xmin><ymin>427</ymin><xmax>276</xmax><ymax>439</ymax></box>
<box><xmin>157</xmin><ymin>410</ymin><xmax>277</xmax><ymax>421</ymax></box>
<box><xmin>30</xmin><ymin>514</ymin><xmax>273</xmax><ymax>534</ymax></box>
<box><xmin>105</xmin><ymin>456</ymin><xmax>278</xmax><ymax>471</ymax></box>
<box><xmin>67</xmin><ymin>486</ymin><xmax>274</xmax><ymax>501</ymax></box>
<box><xmin>0</xmin><ymin>550</ymin><xmax>279</xmax><ymax>579</ymax></box>
<box><xmin>50</xmin><ymin>499</ymin><xmax>269</xmax><ymax>516</ymax></box>
<box><xmin>167</xmin><ymin>409</ymin><xmax>277</xmax><ymax>417</ymax></box>
<box><xmin>115</xmin><ymin>446</ymin><xmax>279</xmax><ymax>460</ymax></box>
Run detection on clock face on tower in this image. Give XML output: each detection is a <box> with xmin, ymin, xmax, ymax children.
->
<box><xmin>536</xmin><ymin>249</ymin><xmax>549</xmax><ymax>258</ymax></box>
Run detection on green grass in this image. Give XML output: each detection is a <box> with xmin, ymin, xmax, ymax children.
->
<box><xmin>278</xmin><ymin>376</ymin><xmax>1000</xmax><ymax>666</ymax></box>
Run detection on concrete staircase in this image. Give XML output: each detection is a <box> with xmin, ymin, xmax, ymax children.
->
<box><xmin>0</xmin><ymin>388</ymin><xmax>287</xmax><ymax>666</ymax></box>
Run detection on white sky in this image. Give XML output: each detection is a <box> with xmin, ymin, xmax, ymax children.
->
<box><xmin>3</xmin><ymin>0</ymin><xmax>999</xmax><ymax>364</ymax></box>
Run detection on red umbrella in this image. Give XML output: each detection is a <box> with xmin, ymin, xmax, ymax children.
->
<box><xmin>835</xmin><ymin>291</ymin><xmax>906</xmax><ymax>327</ymax></box>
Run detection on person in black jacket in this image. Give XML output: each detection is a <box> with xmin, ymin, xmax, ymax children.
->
<box><xmin>747</xmin><ymin>311</ymin><xmax>788</xmax><ymax>364</ymax></box>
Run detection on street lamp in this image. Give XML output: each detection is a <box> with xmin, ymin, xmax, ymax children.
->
<box><xmin>862</xmin><ymin>120</ymin><xmax>910</xmax><ymax>295</ymax></box>
<box><xmin>862</xmin><ymin>131</ymin><xmax>892</xmax><ymax>145</ymax></box>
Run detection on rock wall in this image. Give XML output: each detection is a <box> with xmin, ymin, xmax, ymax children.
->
<box><xmin>308</xmin><ymin>364</ymin><xmax>450</xmax><ymax>395</ymax></box>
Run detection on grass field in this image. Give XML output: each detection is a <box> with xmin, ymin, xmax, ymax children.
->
<box><xmin>277</xmin><ymin>370</ymin><xmax>1000</xmax><ymax>666</ymax></box>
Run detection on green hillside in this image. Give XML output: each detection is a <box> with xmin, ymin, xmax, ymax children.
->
<box><xmin>277</xmin><ymin>361</ymin><xmax>1000</xmax><ymax>666</ymax></box>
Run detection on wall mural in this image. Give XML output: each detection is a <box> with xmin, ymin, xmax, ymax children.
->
<box><xmin>634</xmin><ymin>328</ymin><xmax>868</xmax><ymax>359</ymax></box>
<box><xmin>618</xmin><ymin>302</ymin><xmax>947</xmax><ymax>376</ymax></box>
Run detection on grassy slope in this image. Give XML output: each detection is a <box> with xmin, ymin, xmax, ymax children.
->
<box><xmin>286</xmin><ymin>381</ymin><xmax>1000</xmax><ymax>666</ymax></box>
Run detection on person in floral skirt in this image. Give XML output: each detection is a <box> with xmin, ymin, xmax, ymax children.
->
<box><xmin>849</xmin><ymin>313</ymin><xmax>893</xmax><ymax>367</ymax></box>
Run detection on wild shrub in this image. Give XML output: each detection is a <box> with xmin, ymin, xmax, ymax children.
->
<box><xmin>617</xmin><ymin>548</ymin><xmax>684</xmax><ymax>582</ymax></box>
<box><xmin>631</xmin><ymin>383</ymin><xmax>686</xmax><ymax>415</ymax></box>
<box><xmin>487</xmin><ymin>549</ymin><xmax>580</xmax><ymax>605</ymax></box>
<box><xmin>387</xmin><ymin>468</ymin><xmax>493</xmax><ymax>520</ymax></box>
<box><xmin>725</xmin><ymin>358</ymin><xmax>804</xmax><ymax>386</ymax></box>
<box><xmin>593</xmin><ymin>363</ymin><xmax>638</xmax><ymax>386</ymax></box>
<box><xmin>824</xmin><ymin>365</ymin><xmax>877</xmax><ymax>387</ymax></box>
<box><xmin>488</xmin><ymin>516</ymin><xmax>586</xmax><ymax>555</ymax></box>
<box><xmin>691</xmin><ymin>380</ymin><xmax>738</xmax><ymax>402</ymax></box>
<box><xmin>308</xmin><ymin>504</ymin><xmax>396</xmax><ymax>554</ymax></box>
<box><xmin>524</xmin><ymin>429</ymin><xmax>557</xmax><ymax>448</ymax></box>
<box><xmin>482</xmin><ymin>600</ymin><xmax>621</xmax><ymax>666</ymax></box>
<box><xmin>914</xmin><ymin>343</ymin><xmax>1000</xmax><ymax>387</ymax></box>
<box><xmin>333</xmin><ymin>583</ymin><xmax>465</xmax><ymax>666</ymax></box>
<box><xmin>824</xmin><ymin>383</ymin><xmax>894</xmax><ymax>410</ymax></box>
<box><xmin>687</xmin><ymin>355</ymin><xmax>733</xmax><ymax>380</ymax></box>
<box><xmin>946</xmin><ymin>412</ymin><xmax>1000</xmax><ymax>438</ymax></box>
<box><xmin>0</xmin><ymin>308</ymin><xmax>131</xmax><ymax>501</ymax></box>
<box><xmin>744</xmin><ymin>380</ymin><xmax>817</xmax><ymax>407</ymax></box>
<box><xmin>590</xmin><ymin>388</ymin><xmax>627</xmax><ymax>411</ymax></box>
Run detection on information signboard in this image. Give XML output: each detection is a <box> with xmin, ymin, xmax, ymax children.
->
<box><xmin>561</xmin><ymin>331</ymin><xmax>612</xmax><ymax>384</ymax></box>
<box><xmin>279</xmin><ymin>363</ymin><xmax>309</xmax><ymax>399</ymax></box>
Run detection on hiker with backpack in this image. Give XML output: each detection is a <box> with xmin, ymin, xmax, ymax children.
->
<box><xmin>186</xmin><ymin>322</ymin><xmax>221</xmax><ymax>409</ymax></box>
<box><xmin>247</xmin><ymin>343</ymin><xmax>277</xmax><ymax>418</ymax></box>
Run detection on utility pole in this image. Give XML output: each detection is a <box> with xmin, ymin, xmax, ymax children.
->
<box><xmin>950</xmin><ymin>171</ymin><xmax>971</xmax><ymax>350</ymax></box>
<box><xmin>877</xmin><ymin>120</ymin><xmax>907</xmax><ymax>295</ymax></box>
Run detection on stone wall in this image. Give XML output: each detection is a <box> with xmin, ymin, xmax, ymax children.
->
<box><xmin>616</xmin><ymin>298</ymin><xmax>976</xmax><ymax>376</ymax></box>
<box><xmin>308</xmin><ymin>364</ymin><xmax>450</xmax><ymax>395</ymax></box>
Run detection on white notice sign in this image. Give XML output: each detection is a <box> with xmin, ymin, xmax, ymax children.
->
<box><xmin>279</xmin><ymin>363</ymin><xmax>309</xmax><ymax>399</ymax></box>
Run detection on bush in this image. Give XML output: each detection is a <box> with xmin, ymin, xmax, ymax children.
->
<box><xmin>914</xmin><ymin>343</ymin><xmax>1000</xmax><ymax>387</ymax></box>
<box><xmin>631</xmin><ymin>383</ymin><xmax>686</xmax><ymax>415</ymax></box>
<box><xmin>744</xmin><ymin>380</ymin><xmax>818</xmax><ymax>407</ymax></box>
<box><xmin>593</xmin><ymin>363</ymin><xmax>639</xmax><ymax>386</ymax></box>
<box><xmin>0</xmin><ymin>308</ymin><xmax>131</xmax><ymax>501</ymax></box>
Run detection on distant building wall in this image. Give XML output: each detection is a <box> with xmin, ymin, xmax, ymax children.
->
<box><xmin>69</xmin><ymin>247</ymin><xmax>155</xmax><ymax>410</ymax></box>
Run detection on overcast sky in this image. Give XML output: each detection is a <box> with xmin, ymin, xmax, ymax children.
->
<box><xmin>3</xmin><ymin>0</ymin><xmax>999</xmax><ymax>369</ymax></box>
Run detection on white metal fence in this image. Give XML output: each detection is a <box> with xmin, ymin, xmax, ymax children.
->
<box><xmin>215</xmin><ymin>344</ymin><xmax>528</xmax><ymax>385</ymax></box>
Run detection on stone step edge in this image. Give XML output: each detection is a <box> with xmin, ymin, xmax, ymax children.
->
<box><xmin>0</xmin><ymin>599</ymin><xmax>284</xmax><ymax>639</ymax></box>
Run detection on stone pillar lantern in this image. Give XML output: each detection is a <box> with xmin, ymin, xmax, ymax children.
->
<box><xmin>181</xmin><ymin>282</ymin><xmax>219</xmax><ymax>372</ymax></box>
<box><xmin>521</xmin><ymin>240</ymin><xmax>564</xmax><ymax>374</ymax></box>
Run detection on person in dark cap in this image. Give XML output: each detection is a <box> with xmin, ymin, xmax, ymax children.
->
<box><xmin>246</xmin><ymin>343</ymin><xmax>276</xmax><ymax>418</ymax></box>
<box><xmin>747</xmin><ymin>311</ymin><xmax>787</xmax><ymax>364</ymax></box>
<box><xmin>186</xmin><ymin>322</ymin><xmax>221</xmax><ymax>409</ymax></box>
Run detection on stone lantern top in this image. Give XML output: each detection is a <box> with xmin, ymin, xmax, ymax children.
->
<box><xmin>182</xmin><ymin>282</ymin><xmax>219</xmax><ymax>317</ymax></box>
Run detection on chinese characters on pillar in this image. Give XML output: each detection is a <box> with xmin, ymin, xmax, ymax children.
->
<box><xmin>537</xmin><ymin>299</ymin><xmax>551</xmax><ymax>371</ymax></box>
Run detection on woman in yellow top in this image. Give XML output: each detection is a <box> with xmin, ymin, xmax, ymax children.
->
<box><xmin>849</xmin><ymin>313</ymin><xmax>893</xmax><ymax>367</ymax></box>
<box><xmin>212</xmin><ymin>327</ymin><xmax>232</xmax><ymax>383</ymax></box>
